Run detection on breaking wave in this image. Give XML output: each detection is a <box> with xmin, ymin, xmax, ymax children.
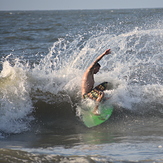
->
<box><xmin>0</xmin><ymin>27</ymin><xmax>163</xmax><ymax>135</ymax></box>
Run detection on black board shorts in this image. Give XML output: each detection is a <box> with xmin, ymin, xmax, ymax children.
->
<box><xmin>83</xmin><ymin>82</ymin><xmax>108</xmax><ymax>100</ymax></box>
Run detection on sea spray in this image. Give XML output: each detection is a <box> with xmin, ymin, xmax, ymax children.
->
<box><xmin>75</xmin><ymin>27</ymin><xmax>163</xmax><ymax>117</ymax></box>
<box><xmin>0</xmin><ymin>61</ymin><xmax>34</xmax><ymax>134</ymax></box>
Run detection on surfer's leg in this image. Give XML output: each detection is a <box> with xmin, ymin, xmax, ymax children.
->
<box><xmin>93</xmin><ymin>91</ymin><xmax>104</xmax><ymax>115</ymax></box>
<box><xmin>96</xmin><ymin>91</ymin><xmax>104</xmax><ymax>102</ymax></box>
<box><xmin>83</xmin><ymin>89</ymin><xmax>105</xmax><ymax>115</ymax></box>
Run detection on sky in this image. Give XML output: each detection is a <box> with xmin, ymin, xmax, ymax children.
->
<box><xmin>0</xmin><ymin>0</ymin><xmax>163</xmax><ymax>11</ymax></box>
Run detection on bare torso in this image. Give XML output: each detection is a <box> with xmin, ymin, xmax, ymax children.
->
<box><xmin>81</xmin><ymin>69</ymin><xmax>94</xmax><ymax>95</ymax></box>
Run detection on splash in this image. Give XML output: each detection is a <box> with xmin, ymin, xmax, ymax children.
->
<box><xmin>0</xmin><ymin>61</ymin><xmax>33</xmax><ymax>134</ymax></box>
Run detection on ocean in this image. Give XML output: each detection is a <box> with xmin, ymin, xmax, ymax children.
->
<box><xmin>0</xmin><ymin>8</ymin><xmax>163</xmax><ymax>163</ymax></box>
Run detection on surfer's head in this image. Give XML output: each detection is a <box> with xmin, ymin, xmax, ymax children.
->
<box><xmin>93</xmin><ymin>62</ymin><xmax>101</xmax><ymax>74</ymax></box>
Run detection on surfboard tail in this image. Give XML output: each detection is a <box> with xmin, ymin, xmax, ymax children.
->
<box><xmin>82</xmin><ymin>106</ymin><xmax>113</xmax><ymax>128</ymax></box>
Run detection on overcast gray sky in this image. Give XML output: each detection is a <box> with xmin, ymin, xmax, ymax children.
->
<box><xmin>0</xmin><ymin>0</ymin><xmax>163</xmax><ymax>10</ymax></box>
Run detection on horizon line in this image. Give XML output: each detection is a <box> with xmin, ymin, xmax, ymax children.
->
<box><xmin>0</xmin><ymin>7</ymin><xmax>162</xmax><ymax>12</ymax></box>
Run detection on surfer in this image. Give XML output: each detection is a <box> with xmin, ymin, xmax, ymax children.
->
<box><xmin>82</xmin><ymin>49</ymin><xmax>111</xmax><ymax>115</ymax></box>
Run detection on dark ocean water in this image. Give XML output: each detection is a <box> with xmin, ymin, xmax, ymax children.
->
<box><xmin>0</xmin><ymin>9</ymin><xmax>163</xmax><ymax>162</ymax></box>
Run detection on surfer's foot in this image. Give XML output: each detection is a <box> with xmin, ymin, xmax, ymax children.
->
<box><xmin>93</xmin><ymin>109</ymin><xmax>101</xmax><ymax>115</ymax></box>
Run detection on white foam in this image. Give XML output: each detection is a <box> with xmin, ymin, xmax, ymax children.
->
<box><xmin>0</xmin><ymin>61</ymin><xmax>34</xmax><ymax>134</ymax></box>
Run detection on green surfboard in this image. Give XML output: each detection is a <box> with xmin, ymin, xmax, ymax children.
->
<box><xmin>82</xmin><ymin>104</ymin><xmax>113</xmax><ymax>128</ymax></box>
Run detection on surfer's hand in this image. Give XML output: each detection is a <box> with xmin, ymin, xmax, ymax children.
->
<box><xmin>104</xmin><ymin>49</ymin><xmax>111</xmax><ymax>55</ymax></box>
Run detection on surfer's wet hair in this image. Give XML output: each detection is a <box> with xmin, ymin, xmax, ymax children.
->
<box><xmin>95</xmin><ymin>62</ymin><xmax>101</xmax><ymax>67</ymax></box>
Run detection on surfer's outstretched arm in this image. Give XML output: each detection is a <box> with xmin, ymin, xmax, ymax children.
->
<box><xmin>88</xmin><ymin>49</ymin><xmax>111</xmax><ymax>70</ymax></box>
